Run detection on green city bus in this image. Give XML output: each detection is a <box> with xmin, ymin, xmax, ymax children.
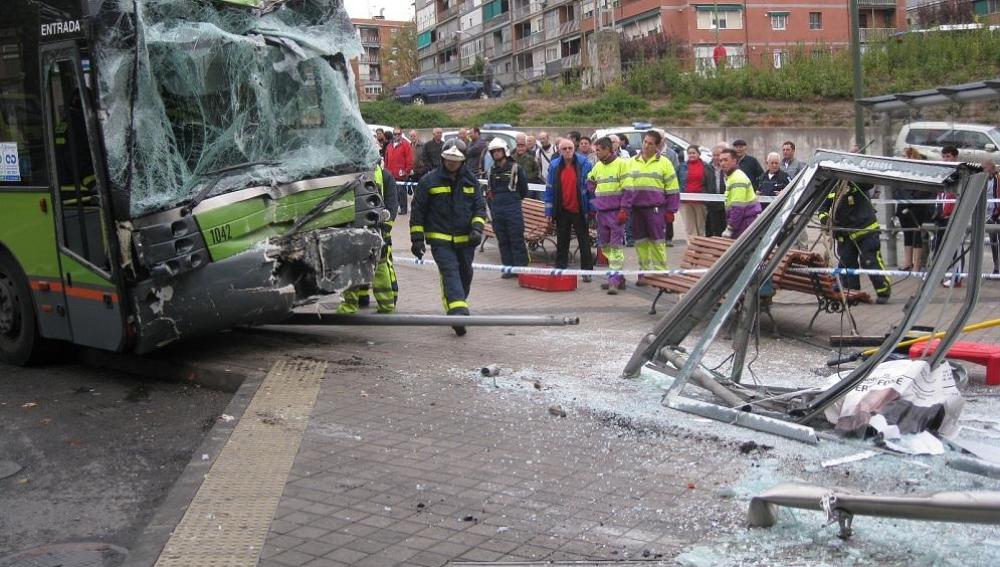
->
<box><xmin>0</xmin><ymin>0</ymin><xmax>385</xmax><ymax>364</ymax></box>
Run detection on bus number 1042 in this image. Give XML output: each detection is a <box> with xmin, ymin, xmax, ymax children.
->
<box><xmin>209</xmin><ymin>224</ymin><xmax>232</xmax><ymax>245</ymax></box>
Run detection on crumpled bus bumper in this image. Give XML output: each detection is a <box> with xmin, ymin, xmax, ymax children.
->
<box><xmin>129</xmin><ymin>178</ymin><xmax>386</xmax><ymax>354</ymax></box>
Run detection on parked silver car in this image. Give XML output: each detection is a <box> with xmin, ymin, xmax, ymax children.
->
<box><xmin>894</xmin><ymin>121</ymin><xmax>1000</xmax><ymax>162</ymax></box>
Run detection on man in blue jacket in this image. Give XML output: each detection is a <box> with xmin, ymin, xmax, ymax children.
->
<box><xmin>410</xmin><ymin>140</ymin><xmax>488</xmax><ymax>336</ymax></box>
<box><xmin>545</xmin><ymin>138</ymin><xmax>594</xmax><ymax>281</ymax></box>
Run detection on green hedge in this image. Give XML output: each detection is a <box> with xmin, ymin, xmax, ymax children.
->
<box><xmin>622</xmin><ymin>30</ymin><xmax>1000</xmax><ymax>101</ymax></box>
<box><xmin>359</xmin><ymin>100</ymin><xmax>457</xmax><ymax>128</ymax></box>
<box><xmin>539</xmin><ymin>88</ymin><xmax>652</xmax><ymax>125</ymax></box>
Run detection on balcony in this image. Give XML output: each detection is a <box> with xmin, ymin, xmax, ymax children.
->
<box><xmin>360</xmin><ymin>53</ymin><xmax>380</xmax><ymax>64</ymax></box>
<box><xmin>360</xmin><ymin>35</ymin><xmax>380</xmax><ymax>47</ymax></box>
<box><xmin>441</xmin><ymin>58</ymin><xmax>459</xmax><ymax>72</ymax></box>
<box><xmin>544</xmin><ymin>52</ymin><xmax>581</xmax><ymax>75</ymax></box>
<box><xmin>514</xmin><ymin>31</ymin><xmax>545</xmax><ymax>51</ymax></box>
<box><xmin>485</xmin><ymin>40</ymin><xmax>513</xmax><ymax>57</ymax></box>
<box><xmin>544</xmin><ymin>19</ymin><xmax>579</xmax><ymax>40</ymax></box>
<box><xmin>461</xmin><ymin>23</ymin><xmax>483</xmax><ymax>37</ymax></box>
<box><xmin>859</xmin><ymin>27</ymin><xmax>896</xmax><ymax>42</ymax></box>
<box><xmin>438</xmin><ymin>4</ymin><xmax>459</xmax><ymax>21</ymax></box>
<box><xmin>521</xmin><ymin>67</ymin><xmax>546</xmax><ymax>81</ymax></box>
<box><xmin>483</xmin><ymin>11</ymin><xmax>511</xmax><ymax>31</ymax></box>
<box><xmin>858</xmin><ymin>0</ymin><xmax>896</xmax><ymax>6</ymax></box>
<box><xmin>558</xmin><ymin>19</ymin><xmax>580</xmax><ymax>36</ymax></box>
<box><xmin>434</xmin><ymin>34</ymin><xmax>457</xmax><ymax>50</ymax></box>
<box><xmin>512</xmin><ymin>2</ymin><xmax>540</xmax><ymax>21</ymax></box>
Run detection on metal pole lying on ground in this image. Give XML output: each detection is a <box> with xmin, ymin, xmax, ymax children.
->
<box><xmin>749</xmin><ymin>482</ymin><xmax>1000</xmax><ymax>538</ymax></box>
<box><xmin>281</xmin><ymin>313</ymin><xmax>581</xmax><ymax>327</ymax></box>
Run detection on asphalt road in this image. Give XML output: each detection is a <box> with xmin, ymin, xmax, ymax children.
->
<box><xmin>0</xmin><ymin>361</ymin><xmax>231</xmax><ymax>560</ymax></box>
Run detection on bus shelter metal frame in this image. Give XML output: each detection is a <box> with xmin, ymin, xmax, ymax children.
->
<box><xmin>622</xmin><ymin>150</ymin><xmax>988</xmax><ymax>444</ymax></box>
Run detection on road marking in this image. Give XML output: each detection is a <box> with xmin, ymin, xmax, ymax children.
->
<box><xmin>154</xmin><ymin>358</ymin><xmax>327</xmax><ymax>567</ymax></box>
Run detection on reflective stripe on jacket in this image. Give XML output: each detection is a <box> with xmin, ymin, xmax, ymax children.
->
<box><xmin>724</xmin><ymin>168</ymin><xmax>761</xmax><ymax>234</ymax></box>
<box><xmin>816</xmin><ymin>183</ymin><xmax>878</xmax><ymax>241</ymax></box>
<box><xmin>410</xmin><ymin>166</ymin><xmax>487</xmax><ymax>244</ymax></box>
<box><xmin>621</xmin><ymin>154</ymin><xmax>679</xmax><ymax>211</ymax></box>
<box><xmin>586</xmin><ymin>157</ymin><xmax>629</xmax><ymax>211</ymax></box>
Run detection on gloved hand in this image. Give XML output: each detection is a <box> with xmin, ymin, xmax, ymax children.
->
<box><xmin>617</xmin><ymin>209</ymin><xmax>628</xmax><ymax>225</ymax></box>
<box><xmin>411</xmin><ymin>239</ymin><xmax>426</xmax><ymax>259</ymax></box>
<box><xmin>664</xmin><ymin>211</ymin><xmax>675</xmax><ymax>224</ymax></box>
<box><xmin>468</xmin><ymin>227</ymin><xmax>483</xmax><ymax>247</ymax></box>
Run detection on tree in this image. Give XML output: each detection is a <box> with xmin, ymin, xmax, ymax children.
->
<box><xmin>383</xmin><ymin>23</ymin><xmax>418</xmax><ymax>94</ymax></box>
<box><xmin>913</xmin><ymin>0</ymin><xmax>976</xmax><ymax>28</ymax></box>
<box><xmin>461</xmin><ymin>57</ymin><xmax>484</xmax><ymax>81</ymax></box>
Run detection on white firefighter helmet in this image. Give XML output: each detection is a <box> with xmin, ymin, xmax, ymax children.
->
<box><xmin>441</xmin><ymin>138</ymin><xmax>467</xmax><ymax>163</ymax></box>
<box><xmin>487</xmin><ymin>137</ymin><xmax>508</xmax><ymax>157</ymax></box>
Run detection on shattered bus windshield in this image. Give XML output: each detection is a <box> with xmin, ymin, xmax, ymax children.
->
<box><xmin>94</xmin><ymin>0</ymin><xmax>378</xmax><ymax>217</ymax></box>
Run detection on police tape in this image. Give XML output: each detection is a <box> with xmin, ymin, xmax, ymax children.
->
<box><xmin>397</xmin><ymin>181</ymin><xmax>998</xmax><ymax>205</ymax></box>
<box><xmin>394</xmin><ymin>256</ymin><xmax>708</xmax><ymax>277</ymax></box>
<box><xmin>789</xmin><ymin>266</ymin><xmax>1000</xmax><ymax>280</ymax></box>
<box><xmin>395</xmin><ymin>256</ymin><xmax>1000</xmax><ymax>281</ymax></box>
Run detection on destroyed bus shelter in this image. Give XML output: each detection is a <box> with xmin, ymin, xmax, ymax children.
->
<box><xmin>624</xmin><ymin>151</ymin><xmax>988</xmax><ymax>443</ymax></box>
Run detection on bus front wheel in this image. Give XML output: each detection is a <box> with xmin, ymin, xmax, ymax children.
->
<box><xmin>0</xmin><ymin>253</ymin><xmax>40</xmax><ymax>366</ymax></box>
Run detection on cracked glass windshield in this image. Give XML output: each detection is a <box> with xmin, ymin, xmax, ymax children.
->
<box><xmin>94</xmin><ymin>0</ymin><xmax>378</xmax><ymax>217</ymax></box>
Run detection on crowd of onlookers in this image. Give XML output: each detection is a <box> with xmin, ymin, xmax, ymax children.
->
<box><xmin>372</xmin><ymin>125</ymin><xmax>1000</xmax><ymax>289</ymax></box>
<box><xmin>372</xmin><ymin>125</ymin><xmax>806</xmax><ymax>242</ymax></box>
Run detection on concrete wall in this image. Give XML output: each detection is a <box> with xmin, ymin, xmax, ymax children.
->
<box><xmin>410</xmin><ymin>126</ymin><xmax>890</xmax><ymax>160</ymax></box>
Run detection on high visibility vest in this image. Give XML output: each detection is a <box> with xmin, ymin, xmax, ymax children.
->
<box><xmin>724</xmin><ymin>169</ymin><xmax>757</xmax><ymax>210</ymax></box>
<box><xmin>588</xmin><ymin>158</ymin><xmax>629</xmax><ymax>197</ymax></box>
<box><xmin>622</xmin><ymin>153</ymin><xmax>678</xmax><ymax>209</ymax></box>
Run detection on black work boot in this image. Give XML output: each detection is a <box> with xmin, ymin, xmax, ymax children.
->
<box><xmin>448</xmin><ymin>308</ymin><xmax>469</xmax><ymax>337</ymax></box>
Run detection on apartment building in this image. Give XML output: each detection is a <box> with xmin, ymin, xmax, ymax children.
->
<box><xmin>415</xmin><ymin>0</ymin><xmax>907</xmax><ymax>88</ymax></box>
<box><xmin>352</xmin><ymin>16</ymin><xmax>411</xmax><ymax>100</ymax></box>
<box><xmin>607</xmin><ymin>0</ymin><xmax>906</xmax><ymax>70</ymax></box>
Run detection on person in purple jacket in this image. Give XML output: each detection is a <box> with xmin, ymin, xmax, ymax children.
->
<box><xmin>719</xmin><ymin>148</ymin><xmax>761</xmax><ymax>239</ymax></box>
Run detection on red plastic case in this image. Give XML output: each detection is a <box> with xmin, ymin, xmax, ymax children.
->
<box><xmin>517</xmin><ymin>273</ymin><xmax>578</xmax><ymax>292</ymax></box>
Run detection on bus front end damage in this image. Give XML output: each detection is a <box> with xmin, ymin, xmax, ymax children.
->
<box><xmin>88</xmin><ymin>0</ymin><xmax>389</xmax><ymax>352</ymax></box>
<box><xmin>126</xmin><ymin>174</ymin><xmax>386</xmax><ymax>353</ymax></box>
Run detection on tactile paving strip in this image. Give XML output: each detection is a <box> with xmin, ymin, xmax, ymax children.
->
<box><xmin>154</xmin><ymin>358</ymin><xmax>327</xmax><ymax>567</ymax></box>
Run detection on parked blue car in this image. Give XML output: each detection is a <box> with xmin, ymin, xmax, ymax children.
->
<box><xmin>394</xmin><ymin>73</ymin><xmax>502</xmax><ymax>105</ymax></box>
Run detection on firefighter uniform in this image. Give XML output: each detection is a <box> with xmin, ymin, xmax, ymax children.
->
<box><xmin>410</xmin><ymin>160</ymin><xmax>487</xmax><ymax>323</ymax></box>
<box><xmin>338</xmin><ymin>166</ymin><xmax>399</xmax><ymax>313</ymax></box>
<box><xmin>487</xmin><ymin>156</ymin><xmax>530</xmax><ymax>272</ymax></box>
<box><xmin>818</xmin><ymin>183</ymin><xmax>891</xmax><ymax>302</ymax></box>
<box><xmin>621</xmin><ymin>153</ymin><xmax>679</xmax><ymax>271</ymax></box>
<box><xmin>586</xmin><ymin>156</ymin><xmax>630</xmax><ymax>290</ymax></box>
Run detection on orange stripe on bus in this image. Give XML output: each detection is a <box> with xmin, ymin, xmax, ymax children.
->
<box><xmin>30</xmin><ymin>279</ymin><xmax>119</xmax><ymax>303</ymax></box>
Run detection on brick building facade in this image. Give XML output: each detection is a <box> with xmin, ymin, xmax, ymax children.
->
<box><xmin>351</xmin><ymin>17</ymin><xmax>411</xmax><ymax>100</ymax></box>
<box><xmin>416</xmin><ymin>0</ymin><xmax>907</xmax><ymax>89</ymax></box>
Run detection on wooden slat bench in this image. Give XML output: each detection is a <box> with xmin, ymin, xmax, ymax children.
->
<box><xmin>642</xmin><ymin>237</ymin><xmax>872</xmax><ymax>333</ymax></box>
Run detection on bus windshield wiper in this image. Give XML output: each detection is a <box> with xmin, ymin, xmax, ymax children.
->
<box><xmin>182</xmin><ymin>160</ymin><xmax>278</xmax><ymax>215</ymax></box>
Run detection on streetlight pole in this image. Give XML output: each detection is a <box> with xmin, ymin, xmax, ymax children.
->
<box><xmin>849</xmin><ymin>0</ymin><xmax>864</xmax><ymax>150</ymax></box>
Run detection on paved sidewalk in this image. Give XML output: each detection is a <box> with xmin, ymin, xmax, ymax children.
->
<box><xmin>139</xmin><ymin>219</ymin><xmax>1000</xmax><ymax>566</ymax></box>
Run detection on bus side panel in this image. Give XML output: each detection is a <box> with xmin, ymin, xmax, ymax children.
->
<box><xmin>0</xmin><ymin>192</ymin><xmax>72</xmax><ymax>341</ymax></box>
<box><xmin>57</xmin><ymin>253</ymin><xmax>123</xmax><ymax>351</ymax></box>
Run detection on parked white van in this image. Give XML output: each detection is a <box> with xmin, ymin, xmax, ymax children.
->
<box><xmin>894</xmin><ymin>121</ymin><xmax>1000</xmax><ymax>162</ymax></box>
